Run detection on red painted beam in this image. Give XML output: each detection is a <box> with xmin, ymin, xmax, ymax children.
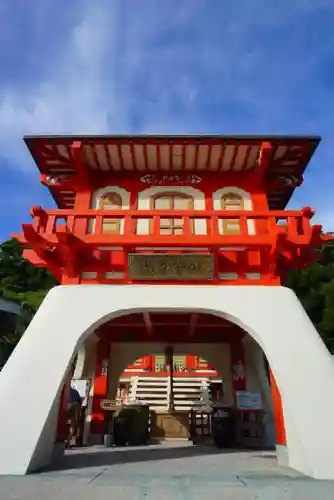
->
<box><xmin>143</xmin><ymin>142</ymin><xmax>149</xmax><ymax>170</ymax></box>
<box><xmin>157</xmin><ymin>142</ymin><xmax>161</xmax><ymax>171</ymax></box>
<box><xmin>188</xmin><ymin>313</ymin><xmax>198</xmax><ymax>338</ymax></box>
<box><xmin>256</xmin><ymin>142</ymin><xmax>271</xmax><ymax>185</ymax></box>
<box><xmin>169</xmin><ymin>141</ymin><xmax>173</xmax><ymax>171</ymax></box>
<box><xmin>102</xmin><ymin>322</ymin><xmax>233</xmax><ymax>330</ymax></box>
<box><xmin>21</xmin><ymin>225</ymin><xmax>61</xmax><ymax>280</ymax></box>
<box><xmin>218</xmin><ymin>142</ymin><xmax>226</xmax><ymax>170</ymax></box>
<box><xmin>129</xmin><ymin>141</ymin><xmax>137</xmax><ymax>170</ymax></box>
<box><xmin>23</xmin><ymin>207</ymin><xmax>316</xmax><ymax>219</ymax></box>
<box><xmin>143</xmin><ymin>312</ymin><xmax>154</xmax><ymax>337</ymax></box>
<box><xmin>12</xmin><ymin>233</ymin><xmax>28</xmax><ymax>245</ymax></box>
<box><xmin>71</xmin><ymin>141</ymin><xmax>89</xmax><ymax>184</ymax></box>
<box><xmin>194</xmin><ymin>141</ymin><xmax>199</xmax><ymax>171</ymax></box>
<box><xmin>206</xmin><ymin>143</ymin><xmax>213</xmax><ymax>170</ymax></box>
<box><xmin>98</xmin><ymin>328</ymin><xmax>243</xmax><ymax>343</ymax></box>
<box><xmin>229</xmin><ymin>144</ymin><xmax>239</xmax><ymax>171</ymax></box>
<box><xmin>242</xmin><ymin>145</ymin><xmax>252</xmax><ymax>171</ymax></box>
<box><xmin>41</xmin><ymin>233</ymin><xmax>276</xmax><ymax>248</ymax></box>
<box><xmin>117</xmin><ymin>141</ymin><xmax>125</xmax><ymax>170</ymax></box>
<box><xmin>181</xmin><ymin>142</ymin><xmax>187</xmax><ymax>171</ymax></box>
<box><xmin>22</xmin><ymin>249</ymin><xmax>48</xmax><ymax>267</ymax></box>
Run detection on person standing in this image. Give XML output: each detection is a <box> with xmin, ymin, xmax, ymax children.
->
<box><xmin>67</xmin><ymin>385</ymin><xmax>82</xmax><ymax>448</ymax></box>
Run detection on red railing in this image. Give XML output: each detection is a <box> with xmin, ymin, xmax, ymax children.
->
<box><xmin>21</xmin><ymin>206</ymin><xmax>320</xmax><ymax>248</ymax></box>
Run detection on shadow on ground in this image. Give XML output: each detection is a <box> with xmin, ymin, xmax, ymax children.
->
<box><xmin>40</xmin><ymin>443</ymin><xmax>261</xmax><ymax>472</ymax></box>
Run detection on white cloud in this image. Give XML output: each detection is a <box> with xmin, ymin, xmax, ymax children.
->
<box><xmin>0</xmin><ymin>0</ymin><xmax>209</xmax><ymax>170</ymax></box>
<box><xmin>0</xmin><ymin>0</ymin><xmax>333</xmax><ymax>236</ymax></box>
<box><xmin>0</xmin><ymin>0</ymin><xmax>333</xmax><ymax>184</ymax></box>
<box><xmin>0</xmin><ymin>1</ymin><xmax>125</xmax><ymax>170</ymax></box>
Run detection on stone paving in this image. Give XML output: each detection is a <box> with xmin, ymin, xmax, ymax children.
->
<box><xmin>1</xmin><ymin>441</ymin><xmax>334</xmax><ymax>499</ymax></box>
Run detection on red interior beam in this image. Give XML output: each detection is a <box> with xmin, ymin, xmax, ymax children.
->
<box><xmin>188</xmin><ymin>313</ymin><xmax>198</xmax><ymax>338</ymax></box>
<box><xmin>71</xmin><ymin>141</ymin><xmax>89</xmax><ymax>184</ymax></box>
<box><xmin>143</xmin><ymin>312</ymin><xmax>154</xmax><ymax>337</ymax></box>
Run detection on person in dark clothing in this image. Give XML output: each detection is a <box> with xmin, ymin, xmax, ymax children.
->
<box><xmin>67</xmin><ymin>386</ymin><xmax>82</xmax><ymax>448</ymax></box>
<box><xmin>69</xmin><ymin>386</ymin><xmax>82</xmax><ymax>405</ymax></box>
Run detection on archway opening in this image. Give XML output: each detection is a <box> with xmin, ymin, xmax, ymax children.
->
<box><xmin>115</xmin><ymin>352</ymin><xmax>222</xmax><ymax>409</ymax></box>
<box><xmin>73</xmin><ymin>311</ymin><xmax>277</xmax><ymax>453</ymax></box>
<box><xmin>2</xmin><ymin>284</ymin><xmax>333</xmax><ymax>478</ymax></box>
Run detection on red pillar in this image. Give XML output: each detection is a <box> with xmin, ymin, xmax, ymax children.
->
<box><xmin>142</xmin><ymin>355</ymin><xmax>151</xmax><ymax>370</ymax></box>
<box><xmin>90</xmin><ymin>340</ymin><xmax>110</xmax><ymax>436</ymax></box>
<box><xmin>185</xmin><ymin>355</ymin><xmax>194</xmax><ymax>371</ymax></box>
<box><xmin>269</xmin><ymin>368</ymin><xmax>286</xmax><ymax>446</ymax></box>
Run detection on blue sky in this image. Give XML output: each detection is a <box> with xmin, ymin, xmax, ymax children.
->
<box><xmin>0</xmin><ymin>0</ymin><xmax>334</xmax><ymax>242</ymax></box>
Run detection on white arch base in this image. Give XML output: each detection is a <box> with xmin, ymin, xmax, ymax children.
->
<box><xmin>1</xmin><ymin>285</ymin><xmax>334</xmax><ymax>478</ymax></box>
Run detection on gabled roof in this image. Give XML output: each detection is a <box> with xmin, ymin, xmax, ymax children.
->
<box><xmin>24</xmin><ymin>134</ymin><xmax>321</xmax><ymax>209</ymax></box>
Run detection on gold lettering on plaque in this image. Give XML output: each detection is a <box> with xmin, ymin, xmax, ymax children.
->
<box><xmin>128</xmin><ymin>254</ymin><xmax>214</xmax><ymax>281</ymax></box>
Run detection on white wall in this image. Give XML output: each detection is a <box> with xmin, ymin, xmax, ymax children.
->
<box><xmin>243</xmin><ymin>336</ymin><xmax>276</xmax><ymax>447</ymax></box>
<box><xmin>73</xmin><ymin>334</ymin><xmax>98</xmax><ymax>380</ymax></box>
<box><xmin>1</xmin><ymin>285</ymin><xmax>334</xmax><ymax>479</ymax></box>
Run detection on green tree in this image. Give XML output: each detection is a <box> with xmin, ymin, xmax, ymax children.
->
<box><xmin>0</xmin><ymin>238</ymin><xmax>58</xmax><ymax>310</ymax></box>
<box><xmin>1</xmin><ymin>237</ymin><xmax>334</xmax><ymax>353</ymax></box>
<box><xmin>285</xmin><ymin>239</ymin><xmax>334</xmax><ymax>351</ymax></box>
<box><xmin>0</xmin><ymin>238</ymin><xmax>58</xmax><ymax>347</ymax></box>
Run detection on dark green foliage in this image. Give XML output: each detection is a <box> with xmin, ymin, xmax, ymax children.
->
<box><xmin>0</xmin><ymin>238</ymin><xmax>58</xmax><ymax>345</ymax></box>
<box><xmin>0</xmin><ymin>238</ymin><xmax>58</xmax><ymax>311</ymax></box>
<box><xmin>0</xmin><ymin>236</ymin><xmax>333</xmax><ymax>353</ymax></box>
<box><xmin>285</xmin><ymin>239</ymin><xmax>334</xmax><ymax>352</ymax></box>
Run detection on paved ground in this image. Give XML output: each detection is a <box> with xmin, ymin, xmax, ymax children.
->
<box><xmin>0</xmin><ymin>441</ymin><xmax>334</xmax><ymax>499</ymax></box>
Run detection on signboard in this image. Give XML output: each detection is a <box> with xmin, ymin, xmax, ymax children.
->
<box><xmin>100</xmin><ymin>400</ymin><xmax>118</xmax><ymax>410</ymax></box>
<box><xmin>128</xmin><ymin>254</ymin><xmax>214</xmax><ymax>281</ymax></box>
<box><xmin>140</xmin><ymin>174</ymin><xmax>202</xmax><ymax>185</ymax></box>
<box><xmin>235</xmin><ymin>391</ymin><xmax>262</xmax><ymax>410</ymax></box>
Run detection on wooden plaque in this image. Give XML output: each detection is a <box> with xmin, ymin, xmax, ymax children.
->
<box><xmin>128</xmin><ymin>254</ymin><xmax>214</xmax><ymax>281</ymax></box>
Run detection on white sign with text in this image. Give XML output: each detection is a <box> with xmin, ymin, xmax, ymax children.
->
<box><xmin>236</xmin><ymin>391</ymin><xmax>262</xmax><ymax>410</ymax></box>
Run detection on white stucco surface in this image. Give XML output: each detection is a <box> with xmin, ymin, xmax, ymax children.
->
<box><xmin>243</xmin><ymin>336</ymin><xmax>276</xmax><ymax>447</ymax></box>
<box><xmin>0</xmin><ymin>284</ymin><xmax>334</xmax><ymax>479</ymax></box>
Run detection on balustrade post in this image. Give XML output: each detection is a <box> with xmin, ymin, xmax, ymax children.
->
<box><xmin>210</xmin><ymin>215</ymin><xmax>219</xmax><ymax>238</ymax></box>
<box><xmin>66</xmin><ymin>215</ymin><xmax>75</xmax><ymax>233</ymax></box>
<box><xmin>301</xmin><ymin>216</ymin><xmax>312</xmax><ymax>237</ymax></box>
<box><xmin>300</xmin><ymin>207</ymin><xmax>315</xmax><ymax>238</ymax></box>
<box><xmin>183</xmin><ymin>215</ymin><xmax>191</xmax><ymax>237</ymax></box>
<box><xmin>268</xmin><ymin>217</ymin><xmax>278</xmax><ymax>237</ymax></box>
<box><xmin>45</xmin><ymin>215</ymin><xmax>56</xmax><ymax>234</ymax></box>
<box><xmin>94</xmin><ymin>216</ymin><xmax>103</xmax><ymax>235</ymax></box>
<box><xmin>123</xmin><ymin>214</ymin><xmax>132</xmax><ymax>236</ymax></box>
<box><xmin>31</xmin><ymin>206</ymin><xmax>48</xmax><ymax>233</ymax></box>
<box><xmin>239</xmin><ymin>216</ymin><xmax>248</xmax><ymax>236</ymax></box>
<box><xmin>153</xmin><ymin>215</ymin><xmax>160</xmax><ymax>236</ymax></box>
<box><xmin>287</xmin><ymin>216</ymin><xmax>298</xmax><ymax>237</ymax></box>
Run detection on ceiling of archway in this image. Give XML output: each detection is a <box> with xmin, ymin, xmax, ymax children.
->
<box><xmin>97</xmin><ymin>312</ymin><xmax>244</xmax><ymax>343</ymax></box>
